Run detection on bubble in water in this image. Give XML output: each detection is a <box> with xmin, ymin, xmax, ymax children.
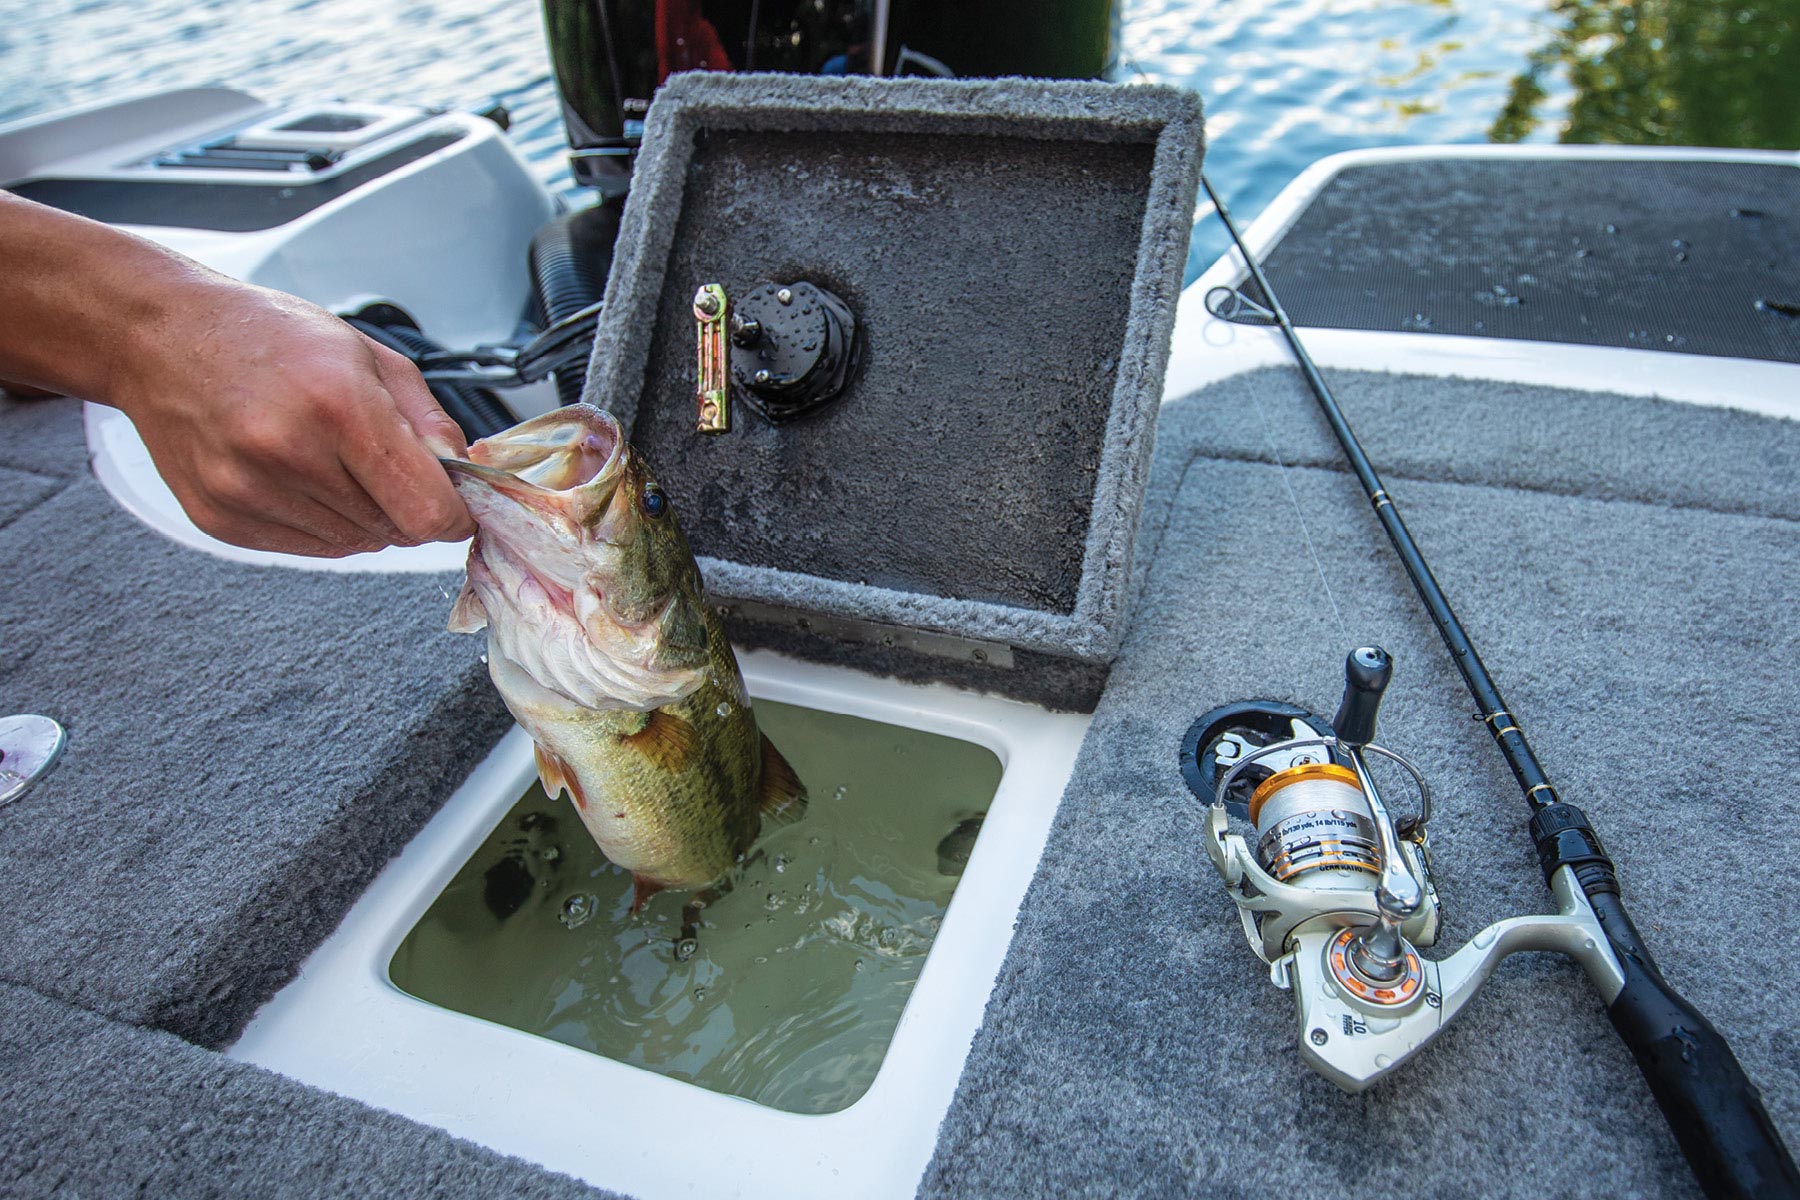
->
<box><xmin>764</xmin><ymin>892</ymin><xmax>782</xmax><ymax>910</ymax></box>
<box><xmin>1671</xmin><ymin>238</ymin><xmax>1688</xmax><ymax>250</ymax></box>
<box><xmin>560</xmin><ymin>893</ymin><xmax>597</xmax><ymax>929</ymax></box>
<box><xmin>1674</xmin><ymin>251</ymin><xmax>1688</xmax><ymax>262</ymax></box>
<box><xmin>1605</xmin><ymin>223</ymin><xmax>1620</xmax><ymax>234</ymax></box>
<box><xmin>808</xmin><ymin>836</ymin><xmax>821</xmax><ymax>846</ymax></box>
<box><xmin>832</xmin><ymin>785</ymin><xmax>849</xmax><ymax>802</ymax></box>
<box><xmin>693</xmin><ymin>988</ymin><xmax>707</xmax><ymax>1002</ymax></box>
<box><xmin>541</xmin><ymin>845</ymin><xmax>560</xmax><ymax>864</ymax></box>
<box><xmin>755</xmin><ymin>955</ymin><xmax>769</xmax><ymax>964</ymax></box>
<box><xmin>1575</xmin><ymin>248</ymin><xmax>1593</xmax><ymax>258</ymax></box>
<box><xmin>674</xmin><ymin>937</ymin><xmax>697</xmax><ymax>961</ymax></box>
<box><xmin>1401</xmin><ymin>312</ymin><xmax>1432</xmax><ymax>331</ymax></box>
<box><xmin>774</xmin><ymin>855</ymin><xmax>790</xmax><ymax>874</ymax></box>
<box><xmin>716</xmin><ymin>702</ymin><xmax>732</xmax><ymax>718</ymax></box>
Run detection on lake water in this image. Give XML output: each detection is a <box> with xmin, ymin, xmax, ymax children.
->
<box><xmin>4</xmin><ymin>1</ymin><xmax>1795</xmax><ymax>278</ymax></box>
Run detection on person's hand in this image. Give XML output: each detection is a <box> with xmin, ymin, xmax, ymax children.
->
<box><xmin>108</xmin><ymin>279</ymin><xmax>475</xmax><ymax>558</ymax></box>
<box><xmin>0</xmin><ymin>191</ymin><xmax>473</xmax><ymax>559</ymax></box>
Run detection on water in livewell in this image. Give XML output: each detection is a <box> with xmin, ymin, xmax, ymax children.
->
<box><xmin>388</xmin><ymin>700</ymin><xmax>1001</xmax><ymax>1115</ymax></box>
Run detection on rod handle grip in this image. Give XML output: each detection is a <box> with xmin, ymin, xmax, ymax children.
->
<box><xmin>1595</xmin><ymin>897</ymin><xmax>1800</xmax><ymax>1200</ymax></box>
<box><xmin>1331</xmin><ymin>646</ymin><xmax>1391</xmax><ymax>748</ymax></box>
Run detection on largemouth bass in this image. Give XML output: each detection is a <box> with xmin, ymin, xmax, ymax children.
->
<box><xmin>442</xmin><ymin>404</ymin><xmax>804</xmax><ymax>909</ymax></box>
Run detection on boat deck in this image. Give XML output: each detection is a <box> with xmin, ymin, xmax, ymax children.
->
<box><xmin>1238</xmin><ymin>155</ymin><xmax>1800</xmax><ymax>363</ymax></box>
<box><xmin>922</xmin><ymin>365</ymin><xmax>1799</xmax><ymax>1197</ymax></box>
<box><xmin>4</xmin><ymin>358</ymin><xmax>1795</xmax><ymax>1196</ymax></box>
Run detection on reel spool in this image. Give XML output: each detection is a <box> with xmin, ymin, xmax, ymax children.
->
<box><xmin>1183</xmin><ymin>647</ymin><xmax>1622</xmax><ymax>1093</ymax></box>
<box><xmin>1246</xmin><ymin>763</ymin><xmax>1380</xmax><ymax>888</ymax></box>
<box><xmin>1185</xmin><ymin>699</ymin><xmax>1439</xmax><ymax>967</ymax></box>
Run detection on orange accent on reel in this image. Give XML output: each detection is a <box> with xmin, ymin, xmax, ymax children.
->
<box><xmin>1248</xmin><ymin>761</ymin><xmax>1362</xmax><ymax>825</ymax></box>
<box><xmin>1327</xmin><ymin>928</ymin><xmax>1423</xmax><ymax>1006</ymax></box>
<box><xmin>1266</xmin><ymin>839</ymin><xmax>1380</xmax><ymax>881</ymax></box>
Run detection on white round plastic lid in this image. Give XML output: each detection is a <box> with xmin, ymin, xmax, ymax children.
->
<box><xmin>85</xmin><ymin>402</ymin><xmax>468</xmax><ymax>573</ymax></box>
<box><xmin>0</xmin><ymin>714</ymin><xmax>67</xmax><ymax>807</ymax></box>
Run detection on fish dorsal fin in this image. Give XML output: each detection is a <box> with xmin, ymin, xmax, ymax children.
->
<box><xmin>447</xmin><ymin>578</ymin><xmax>489</xmax><ymax>633</ymax></box>
<box><xmin>535</xmin><ymin>743</ymin><xmax>580</xmax><ymax>808</ymax></box>
<box><xmin>757</xmin><ymin>735</ymin><xmax>808</xmax><ymax>825</ymax></box>
<box><xmin>620</xmin><ymin>709</ymin><xmax>697</xmax><ymax>772</ymax></box>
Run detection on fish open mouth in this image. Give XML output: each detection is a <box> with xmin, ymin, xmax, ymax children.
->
<box><xmin>439</xmin><ymin>404</ymin><xmax>627</xmax><ymax>527</ymax></box>
<box><xmin>440</xmin><ymin>403</ymin><xmax>701</xmax><ymax>708</ymax></box>
<box><xmin>444</xmin><ymin>403</ymin><xmax>623</xmax><ymax>494</ymax></box>
<box><xmin>439</xmin><ymin>405</ymin><xmax>632</xmax><ymax>632</ymax></box>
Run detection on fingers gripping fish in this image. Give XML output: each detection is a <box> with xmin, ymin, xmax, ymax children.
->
<box><xmin>442</xmin><ymin>404</ymin><xmax>805</xmax><ymax>911</ymax></box>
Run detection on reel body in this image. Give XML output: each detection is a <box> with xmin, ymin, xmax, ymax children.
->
<box><xmin>1186</xmin><ymin>651</ymin><xmax>1623</xmax><ymax>1092</ymax></box>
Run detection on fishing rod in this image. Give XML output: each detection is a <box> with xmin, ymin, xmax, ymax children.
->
<box><xmin>1182</xmin><ymin>169</ymin><xmax>1798</xmax><ymax>1200</ymax></box>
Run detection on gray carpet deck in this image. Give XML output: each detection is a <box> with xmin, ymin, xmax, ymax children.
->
<box><xmin>0</xmin><ymin>396</ymin><xmax>513</xmax><ymax>1049</ymax></box>
<box><xmin>921</xmin><ymin>368</ymin><xmax>1800</xmax><ymax>1199</ymax></box>
<box><xmin>0</xmin><ymin>394</ymin><xmax>617</xmax><ymax>1197</ymax></box>
<box><xmin>0</xmin><ymin>982</ymin><xmax>611</xmax><ymax>1199</ymax></box>
<box><xmin>1237</xmin><ymin>159</ymin><xmax>1800</xmax><ymax>364</ymax></box>
<box><xmin>2</xmin><ymin>366</ymin><xmax>1794</xmax><ymax>1198</ymax></box>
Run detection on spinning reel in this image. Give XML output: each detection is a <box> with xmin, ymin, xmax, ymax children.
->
<box><xmin>1183</xmin><ymin>647</ymin><xmax>1623</xmax><ymax>1092</ymax></box>
<box><xmin>1183</xmin><ymin>171</ymin><xmax>1797</xmax><ymax>1193</ymax></box>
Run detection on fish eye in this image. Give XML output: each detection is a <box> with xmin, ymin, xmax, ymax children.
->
<box><xmin>640</xmin><ymin>486</ymin><xmax>668</xmax><ymax>519</ymax></box>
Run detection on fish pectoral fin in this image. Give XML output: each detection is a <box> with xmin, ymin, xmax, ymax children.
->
<box><xmin>619</xmin><ymin>709</ymin><xmax>698</xmax><ymax>772</ymax></box>
<box><xmin>630</xmin><ymin>874</ymin><xmax>666</xmax><ymax>914</ymax></box>
<box><xmin>447</xmin><ymin>577</ymin><xmax>489</xmax><ymax>633</ymax></box>
<box><xmin>757</xmin><ymin>735</ymin><xmax>808</xmax><ymax>826</ymax></box>
<box><xmin>534</xmin><ymin>743</ymin><xmax>582</xmax><ymax>808</ymax></box>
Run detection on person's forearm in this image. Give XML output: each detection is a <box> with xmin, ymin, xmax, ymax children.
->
<box><xmin>0</xmin><ymin>190</ymin><xmax>228</xmax><ymax>403</ymax></box>
<box><xmin>0</xmin><ymin>189</ymin><xmax>472</xmax><ymax>555</ymax></box>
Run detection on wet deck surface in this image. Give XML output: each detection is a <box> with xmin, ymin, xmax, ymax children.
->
<box><xmin>1238</xmin><ymin>158</ymin><xmax>1800</xmax><ymax>363</ymax></box>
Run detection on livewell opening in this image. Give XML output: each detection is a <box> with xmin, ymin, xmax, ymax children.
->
<box><xmin>388</xmin><ymin>699</ymin><xmax>1002</xmax><ymax>1115</ymax></box>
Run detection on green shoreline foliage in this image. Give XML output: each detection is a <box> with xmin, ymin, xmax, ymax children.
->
<box><xmin>1490</xmin><ymin>0</ymin><xmax>1800</xmax><ymax>147</ymax></box>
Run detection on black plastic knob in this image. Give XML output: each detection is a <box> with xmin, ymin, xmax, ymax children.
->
<box><xmin>727</xmin><ymin>280</ymin><xmax>859</xmax><ymax>423</ymax></box>
<box><xmin>1332</xmin><ymin>646</ymin><xmax>1392</xmax><ymax>747</ymax></box>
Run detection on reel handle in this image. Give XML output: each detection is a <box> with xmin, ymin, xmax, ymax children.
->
<box><xmin>1332</xmin><ymin>646</ymin><xmax>1392</xmax><ymax>748</ymax></box>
